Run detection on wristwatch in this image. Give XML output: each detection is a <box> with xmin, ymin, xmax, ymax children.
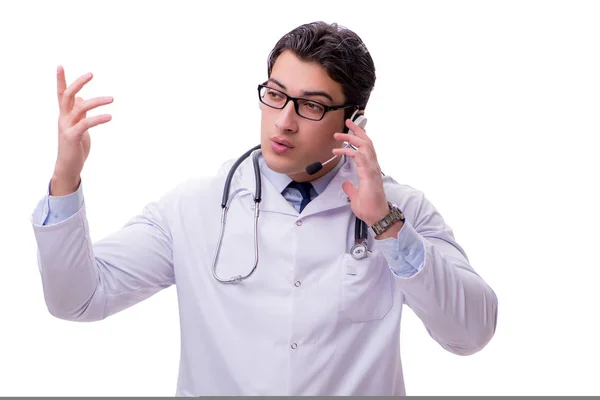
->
<box><xmin>370</xmin><ymin>202</ymin><xmax>405</xmax><ymax>236</ymax></box>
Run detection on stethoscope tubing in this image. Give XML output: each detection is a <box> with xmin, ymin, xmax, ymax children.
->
<box><xmin>213</xmin><ymin>145</ymin><xmax>370</xmax><ymax>284</ymax></box>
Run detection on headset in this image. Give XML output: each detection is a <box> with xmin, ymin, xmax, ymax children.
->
<box><xmin>305</xmin><ymin>109</ymin><xmax>367</xmax><ymax>175</ymax></box>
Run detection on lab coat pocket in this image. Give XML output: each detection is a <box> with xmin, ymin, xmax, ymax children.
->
<box><xmin>340</xmin><ymin>252</ymin><xmax>393</xmax><ymax>323</ymax></box>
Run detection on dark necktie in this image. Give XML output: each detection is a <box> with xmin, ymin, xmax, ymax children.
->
<box><xmin>287</xmin><ymin>181</ymin><xmax>313</xmax><ymax>213</ymax></box>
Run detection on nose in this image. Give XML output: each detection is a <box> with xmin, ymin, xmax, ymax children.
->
<box><xmin>274</xmin><ymin>101</ymin><xmax>298</xmax><ymax>133</ymax></box>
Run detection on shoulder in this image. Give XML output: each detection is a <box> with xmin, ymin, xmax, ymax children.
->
<box><xmin>151</xmin><ymin>158</ymin><xmax>239</xmax><ymax>210</ymax></box>
<box><xmin>382</xmin><ymin>175</ymin><xmax>426</xmax><ymax>213</ymax></box>
<box><xmin>381</xmin><ymin>175</ymin><xmax>441</xmax><ymax>230</ymax></box>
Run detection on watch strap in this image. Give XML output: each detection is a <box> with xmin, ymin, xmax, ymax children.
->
<box><xmin>370</xmin><ymin>202</ymin><xmax>405</xmax><ymax>236</ymax></box>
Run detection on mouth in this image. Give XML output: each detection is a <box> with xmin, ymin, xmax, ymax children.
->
<box><xmin>271</xmin><ymin>137</ymin><xmax>294</xmax><ymax>148</ymax></box>
<box><xmin>270</xmin><ymin>137</ymin><xmax>294</xmax><ymax>155</ymax></box>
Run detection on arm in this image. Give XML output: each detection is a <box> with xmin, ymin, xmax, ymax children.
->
<box><xmin>333</xmin><ymin>118</ymin><xmax>497</xmax><ymax>356</ymax></box>
<box><xmin>374</xmin><ymin>193</ymin><xmax>498</xmax><ymax>356</ymax></box>
<box><xmin>30</xmin><ymin>182</ymin><xmax>175</xmax><ymax>322</ymax></box>
<box><xmin>31</xmin><ymin>66</ymin><xmax>175</xmax><ymax>322</ymax></box>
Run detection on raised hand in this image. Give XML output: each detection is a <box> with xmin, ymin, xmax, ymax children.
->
<box><xmin>51</xmin><ymin>66</ymin><xmax>113</xmax><ymax>196</ymax></box>
<box><xmin>332</xmin><ymin>118</ymin><xmax>392</xmax><ymax>229</ymax></box>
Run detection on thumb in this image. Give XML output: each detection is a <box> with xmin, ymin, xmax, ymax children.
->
<box><xmin>342</xmin><ymin>180</ymin><xmax>358</xmax><ymax>201</ymax></box>
<box><xmin>72</xmin><ymin>97</ymin><xmax>87</xmax><ymax>124</ymax></box>
<box><xmin>74</xmin><ymin>96</ymin><xmax>85</xmax><ymax>110</ymax></box>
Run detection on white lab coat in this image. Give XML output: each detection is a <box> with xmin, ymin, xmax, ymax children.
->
<box><xmin>30</xmin><ymin>151</ymin><xmax>497</xmax><ymax>396</ymax></box>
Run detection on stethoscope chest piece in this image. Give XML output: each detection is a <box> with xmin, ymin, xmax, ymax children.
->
<box><xmin>350</xmin><ymin>242</ymin><xmax>368</xmax><ymax>260</ymax></box>
<box><xmin>350</xmin><ymin>218</ymin><xmax>370</xmax><ymax>260</ymax></box>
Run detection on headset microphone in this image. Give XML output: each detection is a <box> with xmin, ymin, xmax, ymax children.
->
<box><xmin>304</xmin><ymin>110</ymin><xmax>368</xmax><ymax>176</ymax></box>
<box><xmin>306</xmin><ymin>155</ymin><xmax>337</xmax><ymax>175</ymax></box>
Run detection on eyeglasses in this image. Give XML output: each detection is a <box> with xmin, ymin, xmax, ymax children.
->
<box><xmin>257</xmin><ymin>83</ymin><xmax>356</xmax><ymax>121</ymax></box>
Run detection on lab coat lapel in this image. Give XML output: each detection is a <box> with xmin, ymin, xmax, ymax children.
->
<box><xmin>299</xmin><ymin>158</ymin><xmax>359</xmax><ymax>217</ymax></box>
<box><xmin>233</xmin><ymin>150</ymin><xmax>297</xmax><ymax>216</ymax></box>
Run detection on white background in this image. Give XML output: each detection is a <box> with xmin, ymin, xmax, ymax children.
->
<box><xmin>1</xmin><ymin>0</ymin><xmax>599</xmax><ymax>396</ymax></box>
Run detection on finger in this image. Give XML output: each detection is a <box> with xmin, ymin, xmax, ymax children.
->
<box><xmin>342</xmin><ymin>180</ymin><xmax>358</xmax><ymax>201</ymax></box>
<box><xmin>334</xmin><ymin>132</ymin><xmax>377</xmax><ymax>162</ymax></box>
<box><xmin>334</xmin><ymin>132</ymin><xmax>365</xmax><ymax>148</ymax></box>
<box><xmin>56</xmin><ymin>65</ymin><xmax>67</xmax><ymax>101</ymax></box>
<box><xmin>68</xmin><ymin>96</ymin><xmax>114</xmax><ymax>125</ymax></box>
<box><xmin>332</xmin><ymin>146</ymin><xmax>368</xmax><ymax>166</ymax></box>
<box><xmin>333</xmin><ymin>147</ymin><xmax>381</xmax><ymax>177</ymax></box>
<box><xmin>69</xmin><ymin>97</ymin><xmax>88</xmax><ymax>125</ymax></box>
<box><xmin>74</xmin><ymin>96</ymin><xmax>86</xmax><ymax>113</ymax></box>
<box><xmin>64</xmin><ymin>114</ymin><xmax>112</xmax><ymax>139</ymax></box>
<box><xmin>346</xmin><ymin>118</ymin><xmax>369</xmax><ymax>140</ymax></box>
<box><xmin>60</xmin><ymin>72</ymin><xmax>94</xmax><ymax>114</ymax></box>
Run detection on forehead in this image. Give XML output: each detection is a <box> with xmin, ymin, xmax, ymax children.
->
<box><xmin>269</xmin><ymin>50</ymin><xmax>344</xmax><ymax>103</ymax></box>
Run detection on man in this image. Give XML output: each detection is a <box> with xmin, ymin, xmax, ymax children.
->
<box><xmin>31</xmin><ymin>21</ymin><xmax>498</xmax><ymax>396</ymax></box>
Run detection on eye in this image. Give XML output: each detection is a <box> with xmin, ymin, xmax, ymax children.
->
<box><xmin>266</xmin><ymin>89</ymin><xmax>284</xmax><ymax>100</ymax></box>
<box><xmin>302</xmin><ymin>101</ymin><xmax>325</xmax><ymax>113</ymax></box>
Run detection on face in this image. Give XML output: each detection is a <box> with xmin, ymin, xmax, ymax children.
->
<box><xmin>260</xmin><ymin>50</ymin><xmax>348</xmax><ymax>182</ymax></box>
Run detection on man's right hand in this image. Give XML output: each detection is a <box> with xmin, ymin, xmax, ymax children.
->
<box><xmin>51</xmin><ymin>66</ymin><xmax>114</xmax><ymax>196</ymax></box>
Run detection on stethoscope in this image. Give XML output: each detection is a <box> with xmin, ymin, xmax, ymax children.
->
<box><xmin>211</xmin><ymin>145</ymin><xmax>370</xmax><ymax>284</ymax></box>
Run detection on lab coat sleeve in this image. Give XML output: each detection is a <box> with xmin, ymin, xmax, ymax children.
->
<box><xmin>383</xmin><ymin>191</ymin><xmax>497</xmax><ymax>356</ymax></box>
<box><xmin>30</xmin><ymin>180</ymin><xmax>175</xmax><ymax>322</ymax></box>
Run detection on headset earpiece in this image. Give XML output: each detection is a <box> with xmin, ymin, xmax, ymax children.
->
<box><xmin>348</xmin><ymin>109</ymin><xmax>367</xmax><ymax>136</ymax></box>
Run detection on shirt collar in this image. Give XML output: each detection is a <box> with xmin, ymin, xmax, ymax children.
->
<box><xmin>259</xmin><ymin>154</ymin><xmax>346</xmax><ymax>195</ymax></box>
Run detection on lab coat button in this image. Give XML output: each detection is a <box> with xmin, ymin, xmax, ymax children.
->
<box><xmin>296</xmin><ymin>220</ymin><xmax>303</xmax><ymax>226</ymax></box>
<box><xmin>294</xmin><ymin>281</ymin><xmax>301</xmax><ymax>287</ymax></box>
<box><xmin>291</xmin><ymin>343</ymin><xmax>298</xmax><ymax>349</ymax></box>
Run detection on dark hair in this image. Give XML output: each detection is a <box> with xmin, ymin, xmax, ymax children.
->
<box><xmin>267</xmin><ymin>21</ymin><xmax>376</xmax><ymax>116</ymax></box>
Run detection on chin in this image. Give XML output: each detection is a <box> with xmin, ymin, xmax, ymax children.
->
<box><xmin>262</xmin><ymin>149</ymin><xmax>302</xmax><ymax>175</ymax></box>
<box><xmin>263</xmin><ymin>152</ymin><xmax>291</xmax><ymax>174</ymax></box>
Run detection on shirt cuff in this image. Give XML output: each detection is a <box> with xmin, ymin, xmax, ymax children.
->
<box><xmin>372</xmin><ymin>221</ymin><xmax>425</xmax><ymax>278</ymax></box>
<box><xmin>41</xmin><ymin>179</ymin><xmax>84</xmax><ymax>226</ymax></box>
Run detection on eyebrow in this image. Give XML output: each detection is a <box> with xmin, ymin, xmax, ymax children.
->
<box><xmin>267</xmin><ymin>78</ymin><xmax>334</xmax><ymax>103</ymax></box>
